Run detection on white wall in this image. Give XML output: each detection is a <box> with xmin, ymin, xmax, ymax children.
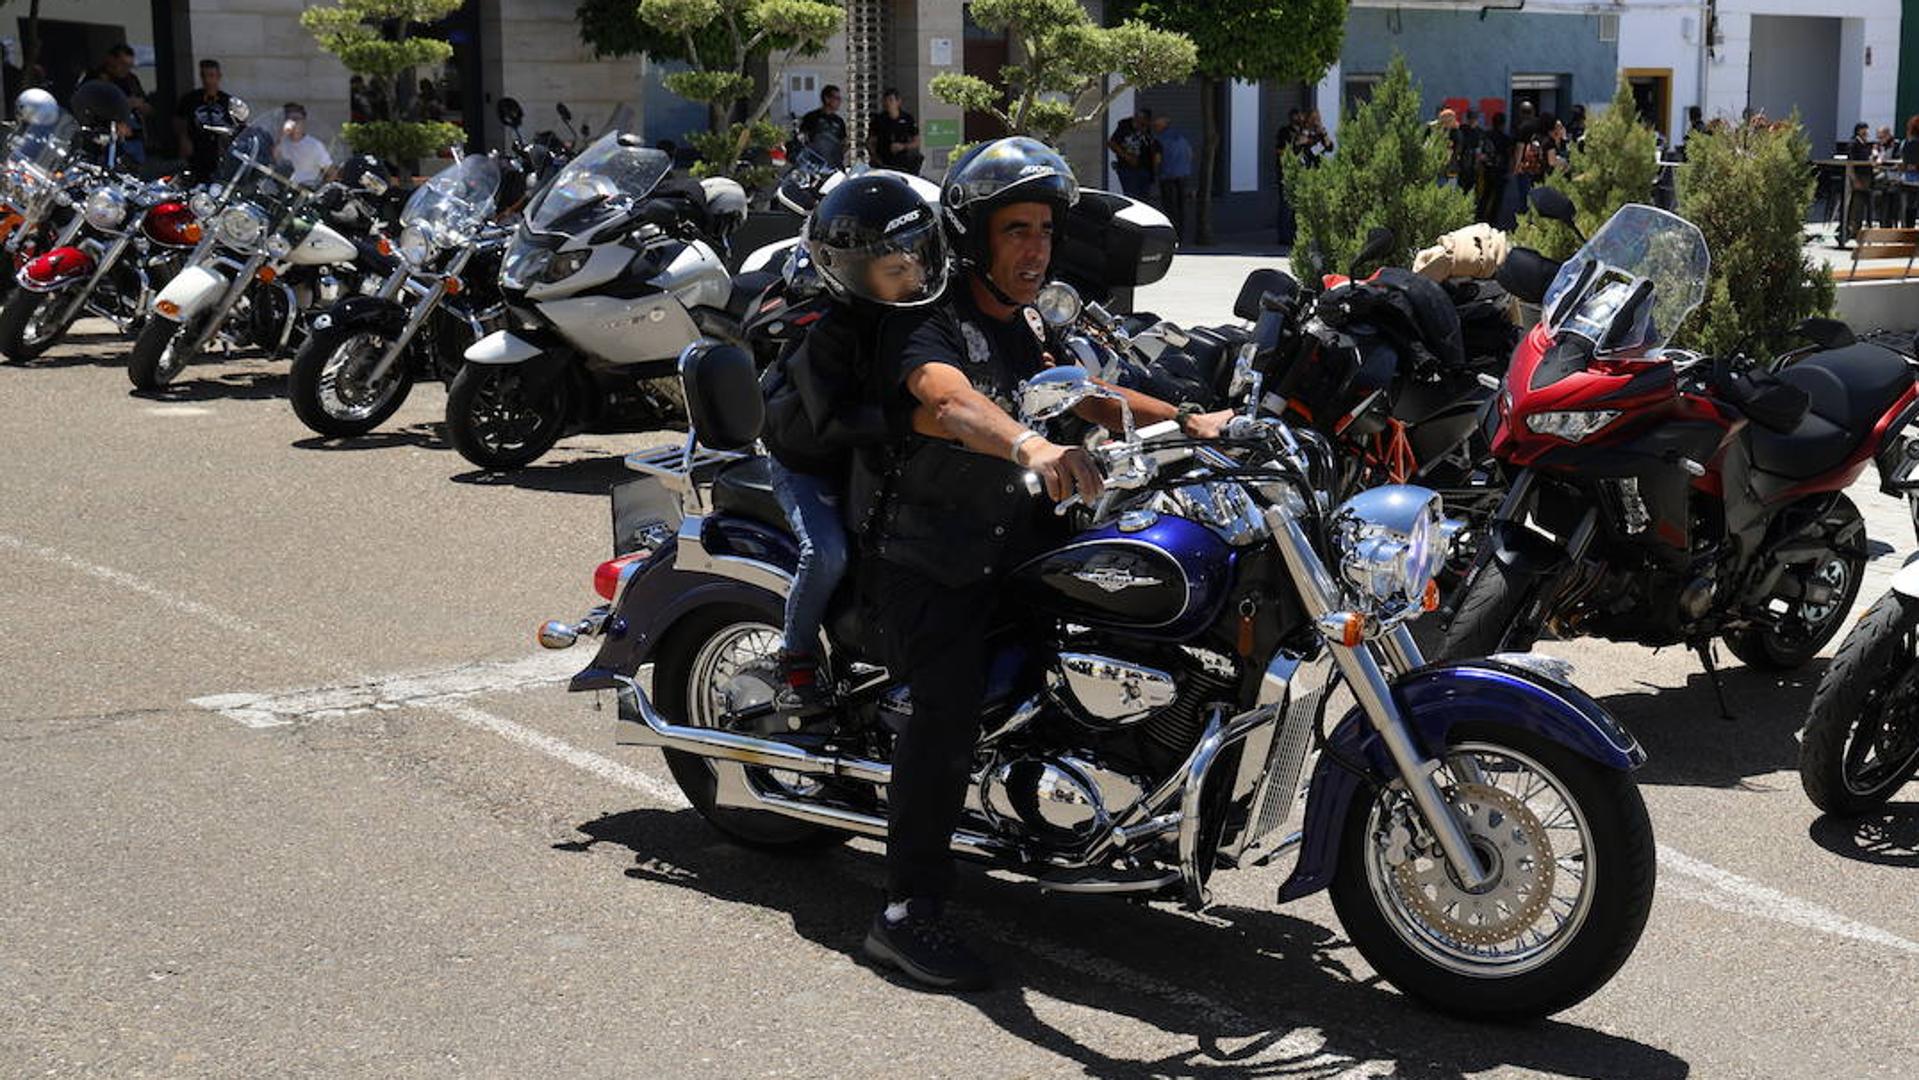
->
<box><xmin>1619</xmin><ymin>0</ymin><xmax>1899</xmax><ymax>143</ymax></box>
<box><xmin>188</xmin><ymin>4</ymin><xmax>350</xmax><ymax>148</ymax></box>
<box><xmin>1749</xmin><ymin>15</ymin><xmax>1842</xmax><ymax>145</ymax></box>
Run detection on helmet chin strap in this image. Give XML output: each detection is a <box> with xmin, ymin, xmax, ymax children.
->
<box><xmin>966</xmin><ymin>263</ymin><xmax>1023</xmax><ymax>310</ymax></box>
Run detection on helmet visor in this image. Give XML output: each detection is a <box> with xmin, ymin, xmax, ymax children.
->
<box><xmin>817</xmin><ymin>218</ymin><xmax>948</xmax><ymax>307</ymax></box>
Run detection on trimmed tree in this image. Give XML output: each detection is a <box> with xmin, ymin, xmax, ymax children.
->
<box><xmin>301</xmin><ymin>0</ymin><xmax>466</xmax><ymax>165</ymax></box>
<box><xmin>926</xmin><ymin>0</ymin><xmax>1196</xmax><ymax>145</ymax></box>
<box><xmin>1673</xmin><ymin>116</ymin><xmax>1836</xmax><ymax>357</ymax></box>
<box><xmin>1286</xmin><ymin>56</ymin><xmax>1473</xmax><ymax>280</ymax></box>
<box><xmin>1124</xmin><ymin>0</ymin><xmax>1344</xmax><ymax>244</ymax></box>
<box><xmin>1513</xmin><ymin>77</ymin><xmax>1660</xmax><ymax>261</ymax></box>
<box><xmin>578</xmin><ymin>0</ymin><xmax>841</xmax><ymax>186</ymax></box>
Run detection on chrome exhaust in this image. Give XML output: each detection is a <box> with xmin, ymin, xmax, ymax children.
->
<box><xmin>613</xmin><ymin>676</ymin><xmax>890</xmax><ymax>785</ymax></box>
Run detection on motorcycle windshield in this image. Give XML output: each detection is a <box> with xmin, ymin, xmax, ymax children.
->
<box><xmin>525</xmin><ymin>132</ymin><xmax>669</xmax><ymax>234</ymax></box>
<box><xmin>5</xmin><ymin>113</ymin><xmax>74</xmax><ymax>174</ymax></box>
<box><xmin>402</xmin><ymin>154</ymin><xmax>502</xmax><ymax>238</ymax></box>
<box><xmin>1542</xmin><ymin>204</ymin><xmax>1709</xmax><ymax>355</ymax></box>
<box><xmin>219</xmin><ymin>123</ymin><xmax>297</xmax><ymax>192</ymax></box>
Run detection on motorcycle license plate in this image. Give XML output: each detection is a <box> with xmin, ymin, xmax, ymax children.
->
<box><xmin>610</xmin><ymin>475</ymin><xmax>680</xmax><ymax>557</ymax></box>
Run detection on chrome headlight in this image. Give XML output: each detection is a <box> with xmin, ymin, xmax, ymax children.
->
<box><xmin>542</xmin><ymin>248</ymin><xmax>590</xmax><ymax>283</ymax></box>
<box><xmin>84</xmin><ymin>187</ymin><xmax>128</xmax><ymax>229</ymax></box>
<box><xmin>1330</xmin><ymin>485</ymin><xmax>1453</xmax><ymax>616</ymax></box>
<box><xmin>1524</xmin><ymin>409</ymin><xmax>1621</xmax><ymax>442</ymax></box>
<box><xmin>499</xmin><ymin>242</ymin><xmax>551</xmax><ymax>290</ymax></box>
<box><xmin>264</xmin><ymin>233</ymin><xmax>292</xmax><ymax>258</ymax></box>
<box><xmin>398</xmin><ymin>224</ymin><xmax>432</xmax><ymax>267</ymax></box>
<box><xmin>188</xmin><ymin>190</ymin><xmax>218</xmax><ymax>220</ymax></box>
<box><xmin>217</xmin><ymin>204</ymin><xmax>271</xmax><ymax>249</ymax></box>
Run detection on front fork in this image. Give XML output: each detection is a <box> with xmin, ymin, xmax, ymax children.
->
<box><xmin>1263</xmin><ymin>503</ymin><xmax>1495</xmax><ymax>890</ymax></box>
<box><xmin>364</xmin><ymin>248</ymin><xmax>471</xmax><ymax>385</ymax></box>
<box><xmin>182</xmin><ymin>249</ymin><xmax>274</xmax><ymax>357</ymax></box>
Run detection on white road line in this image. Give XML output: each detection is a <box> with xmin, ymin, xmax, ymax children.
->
<box><xmin>0</xmin><ymin>531</ymin><xmax>297</xmax><ymax>652</ymax></box>
<box><xmin>1658</xmin><ymin>844</ymin><xmax>1919</xmax><ymax>955</ymax></box>
<box><xmin>190</xmin><ymin>651</ymin><xmax>585</xmax><ymax>727</ymax></box>
<box><xmin>432</xmin><ymin>700</ymin><xmax>689</xmax><ymax>808</ymax></box>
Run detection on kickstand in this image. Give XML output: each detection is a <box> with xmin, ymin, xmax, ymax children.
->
<box><xmin>1692</xmin><ymin>640</ymin><xmax>1737</xmax><ymax>721</ymax></box>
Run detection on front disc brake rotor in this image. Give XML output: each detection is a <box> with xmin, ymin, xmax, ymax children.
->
<box><xmin>1391</xmin><ymin>782</ymin><xmax>1555</xmax><ymax>947</ymax></box>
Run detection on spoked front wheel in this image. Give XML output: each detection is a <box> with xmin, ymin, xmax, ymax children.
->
<box><xmin>1330</xmin><ymin>723</ymin><xmax>1655</xmax><ymax>1021</ymax></box>
<box><xmin>0</xmin><ymin>287</ymin><xmax>77</xmax><ymax>361</ymax></box>
<box><xmin>288</xmin><ymin>324</ymin><xmax>416</xmax><ymax>437</ymax></box>
<box><xmin>1800</xmin><ymin>590</ymin><xmax>1919</xmax><ymax>814</ymax></box>
<box><xmin>127</xmin><ymin>314</ymin><xmax>203</xmax><ymax>389</ymax></box>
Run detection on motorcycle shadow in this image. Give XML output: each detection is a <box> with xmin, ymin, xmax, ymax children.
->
<box><xmin>1599</xmin><ymin>661</ymin><xmax>1827</xmax><ymax>789</ymax></box>
<box><xmin>450</xmin><ymin>454</ymin><xmax>634</xmax><ymax>496</ymax></box>
<box><xmin>558</xmin><ymin>808</ymin><xmax>1687</xmax><ymax>1079</ymax></box>
<box><xmin>129</xmin><ymin>369</ymin><xmax>286</xmax><ymax>403</ymax></box>
<box><xmin>291</xmin><ymin>423</ymin><xmax>445</xmax><ymax>453</ymax></box>
<box><xmin>1809</xmin><ymin>801</ymin><xmax>1919</xmax><ymax>867</ymax></box>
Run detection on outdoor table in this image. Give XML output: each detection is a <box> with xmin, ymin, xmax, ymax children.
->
<box><xmin>1813</xmin><ymin>157</ymin><xmax>1884</xmax><ymax>246</ymax></box>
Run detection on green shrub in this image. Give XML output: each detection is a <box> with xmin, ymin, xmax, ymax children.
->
<box><xmin>302</xmin><ymin>1</ymin><xmax>465</xmax><ymax>167</ymax></box>
<box><xmin>1673</xmin><ymin>118</ymin><xmax>1835</xmax><ymax>357</ymax></box>
<box><xmin>1513</xmin><ymin>76</ymin><xmax>1660</xmax><ymax>261</ymax></box>
<box><xmin>1287</xmin><ymin>55</ymin><xmax>1472</xmax><ymax>280</ymax></box>
<box><xmin>341</xmin><ymin>121</ymin><xmax>466</xmax><ymax>167</ymax></box>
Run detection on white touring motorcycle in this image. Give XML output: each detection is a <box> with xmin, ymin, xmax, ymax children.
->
<box><xmin>444</xmin><ymin>131</ymin><xmax>761</xmax><ymax>470</ymax></box>
<box><xmin>127</xmin><ymin>122</ymin><xmax>383</xmax><ymax>389</ymax></box>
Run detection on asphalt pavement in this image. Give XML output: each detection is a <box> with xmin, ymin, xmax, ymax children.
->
<box><xmin>3</xmin><ymin>266</ymin><xmax>1917</xmax><ymax>1078</ymax></box>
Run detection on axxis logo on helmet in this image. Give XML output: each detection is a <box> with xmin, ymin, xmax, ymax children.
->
<box><xmin>1017</xmin><ymin>163</ymin><xmax>1058</xmax><ymax>177</ymax></box>
<box><xmin>884</xmin><ymin>209</ymin><xmax>925</xmax><ymax>233</ymax></box>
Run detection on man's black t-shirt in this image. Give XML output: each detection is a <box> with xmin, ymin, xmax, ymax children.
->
<box><xmin>797</xmin><ymin>108</ymin><xmax>847</xmax><ymax>164</ymax></box>
<box><xmin>870</xmin><ymin>109</ymin><xmax>919</xmax><ymax>170</ymax></box>
<box><xmin>866</xmin><ymin>283</ymin><xmax>1054</xmax><ymax>586</ymax></box>
<box><xmin>176</xmin><ymin>89</ymin><xmax>234</xmax><ymax>177</ymax></box>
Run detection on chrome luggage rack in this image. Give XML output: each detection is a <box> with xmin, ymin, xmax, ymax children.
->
<box><xmin>622</xmin><ymin>429</ymin><xmax>750</xmax><ymax>514</ymax></box>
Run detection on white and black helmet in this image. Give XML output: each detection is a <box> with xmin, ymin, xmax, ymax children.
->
<box><xmin>803</xmin><ymin>172</ymin><xmax>948</xmax><ymax>307</ymax></box>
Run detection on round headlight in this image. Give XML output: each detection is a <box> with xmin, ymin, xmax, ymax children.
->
<box><xmin>217</xmin><ymin>204</ymin><xmax>269</xmax><ymax>248</ymax></box>
<box><xmin>398</xmin><ymin>223</ymin><xmax>431</xmax><ymax>267</ymax></box>
<box><xmin>83</xmin><ymin>187</ymin><xmax>127</xmax><ymax>229</ymax></box>
<box><xmin>1034</xmin><ymin>280</ymin><xmax>1083</xmax><ymax>328</ymax></box>
<box><xmin>264</xmin><ymin>233</ymin><xmax>292</xmax><ymax>258</ymax></box>
<box><xmin>188</xmin><ymin>191</ymin><xmax>218</xmax><ymax>220</ymax></box>
<box><xmin>1330</xmin><ymin>485</ymin><xmax>1449</xmax><ymax>614</ymax></box>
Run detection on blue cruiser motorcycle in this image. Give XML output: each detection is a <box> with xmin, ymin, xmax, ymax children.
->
<box><xmin>539</xmin><ymin>343</ymin><xmax>1657</xmax><ymax>1020</ymax></box>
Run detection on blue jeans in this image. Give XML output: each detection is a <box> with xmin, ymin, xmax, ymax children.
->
<box><xmin>769</xmin><ymin>460</ymin><xmax>850</xmax><ymax>656</ymax></box>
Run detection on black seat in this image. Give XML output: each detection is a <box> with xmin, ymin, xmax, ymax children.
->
<box><xmin>725</xmin><ymin>269</ymin><xmax>778</xmax><ymax>323</ymax></box>
<box><xmin>1749</xmin><ymin>343</ymin><xmax>1913</xmax><ymax>479</ymax></box>
<box><xmin>709</xmin><ymin>456</ymin><xmax>788</xmax><ymax>530</ymax></box>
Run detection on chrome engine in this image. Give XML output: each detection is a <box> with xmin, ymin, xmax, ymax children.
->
<box><xmin>979</xmin><ymin>753</ymin><xmax>1145</xmax><ymax>846</ymax></box>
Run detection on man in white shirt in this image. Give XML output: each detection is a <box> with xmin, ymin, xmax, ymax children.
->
<box><xmin>275</xmin><ymin>103</ymin><xmax>333</xmax><ymax>187</ymax></box>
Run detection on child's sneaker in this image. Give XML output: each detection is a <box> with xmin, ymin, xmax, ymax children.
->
<box><xmin>774</xmin><ymin>650</ymin><xmax>834</xmax><ymax>720</ymax></box>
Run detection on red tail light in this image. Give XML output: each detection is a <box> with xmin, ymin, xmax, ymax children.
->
<box><xmin>593</xmin><ymin>553</ymin><xmax>648</xmax><ymax>600</ymax></box>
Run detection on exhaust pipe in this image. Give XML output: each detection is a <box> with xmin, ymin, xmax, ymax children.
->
<box><xmin>614</xmin><ymin>676</ymin><xmax>890</xmax><ymax>785</ymax></box>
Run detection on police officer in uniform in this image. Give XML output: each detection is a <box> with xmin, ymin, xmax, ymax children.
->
<box><xmin>859</xmin><ymin>137</ymin><xmax>1231</xmax><ymax>990</ymax></box>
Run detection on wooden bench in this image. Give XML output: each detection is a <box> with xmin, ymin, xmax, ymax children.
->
<box><xmin>1836</xmin><ymin>227</ymin><xmax>1919</xmax><ymax>281</ymax></box>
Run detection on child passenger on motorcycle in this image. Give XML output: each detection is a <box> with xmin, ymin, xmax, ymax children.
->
<box><xmin>759</xmin><ymin>174</ymin><xmax>949</xmax><ymax>717</ymax></box>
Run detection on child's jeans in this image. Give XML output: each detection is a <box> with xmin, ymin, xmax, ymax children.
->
<box><xmin>769</xmin><ymin>460</ymin><xmax>850</xmax><ymax>655</ymax></box>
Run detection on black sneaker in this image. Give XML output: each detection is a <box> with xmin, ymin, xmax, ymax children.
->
<box><xmin>774</xmin><ymin>651</ymin><xmax>834</xmax><ymax>720</ymax></box>
<box><xmin>862</xmin><ymin>902</ymin><xmax>992</xmax><ymax>991</ymax></box>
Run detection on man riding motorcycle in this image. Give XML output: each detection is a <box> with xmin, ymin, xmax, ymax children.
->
<box><xmin>856</xmin><ymin>137</ymin><xmax>1231</xmax><ymax>989</ymax></box>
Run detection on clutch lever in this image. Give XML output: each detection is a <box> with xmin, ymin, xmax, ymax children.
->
<box><xmin>1021</xmin><ymin>470</ymin><xmax>1085</xmax><ymax>516</ymax></box>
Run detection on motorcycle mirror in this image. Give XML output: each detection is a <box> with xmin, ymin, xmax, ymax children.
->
<box><xmin>228</xmin><ymin>97</ymin><xmax>252</xmax><ymax>125</ymax></box>
<box><xmin>497</xmin><ymin>96</ymin><xmax>524</xmax><ymax>129</ymax></box>
<box><xmin>1793</xmin><ymin>316</ymin><xmax>1857</xmax><ymax>351</ymax></box>
<box><xmin>1033</xmin><ymin>281</ymin><xmax>1083</xmax><ymax>328</ymax></box>
<box><xmin>1233</xmin><ymin>268</ymin><xmax>1296</xmax><ymax>322</ymax></box>
<box><xmin>1529</xmin><ymin>186</ymin><xmax>1583</xmax><ymax>241</ymax></box>
<box><xmin>1018</xmin><ymin>365</ymin><xmax>1100</xmax><ymax>423</ymax></box>
<box><xmin>555</xmin><ymin>102</ymin><xmax>572</xmax><ymax>123</ymax></box>
<box><xmin>357</xmin><ymin>170</ymin><xmax>389</xmax><ymax>195</ymax></box>
<box><xmin>1349</xmin><ymin>226</ymin><xmax>1395</xmax><ymax>277</ymax></box>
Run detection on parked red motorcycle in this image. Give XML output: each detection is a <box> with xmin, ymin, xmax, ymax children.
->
<box><xmin>1438</xmin><ymin>198</ymin><xmax>1918</xmax><ymax>676</ymax></box>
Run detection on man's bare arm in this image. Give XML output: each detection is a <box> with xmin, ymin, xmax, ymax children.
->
<box><xmin>905</xmin><ymin>362</ymin><xmax>1103</xmax><ymax>501</ymax></box>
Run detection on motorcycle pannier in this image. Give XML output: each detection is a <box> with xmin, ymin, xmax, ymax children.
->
<box><xmin>1053</xmin><ymin>189</ymin><xmax>1177</xmax><ymax>296</ymax></box>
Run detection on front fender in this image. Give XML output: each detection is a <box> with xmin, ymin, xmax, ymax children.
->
<box><xmin>1892</xmin><ymin>559</ymin><xmax>1919</xmax><ymax>600</ymax></box>
<box><xmin>310</xmin><ymin>295</ymin><xmax>406</xmax><ymax>337</ymax></box>
<box><xmin>154</xmin><ymin>263</ymin><xmax>229</xmax><ymax>321</ymax></box>
<box><xmin>464</xmin><ymin>328</ymin><xmax>546</xmax><ymax>365</ymax></box>
<box><xmin>1485</xmin><ymin>519</ymin><xmax>1566</xmax><ymax>577</ymax></box>
<box><xmin>570</xmin><ymin>520</ymin><xmax>799</xmax><ymax>691</ymax></box>
<box><xmin>17</xmin><ymin>245</ymin><xmax>92</xmax><ymax>291</ymax></box>
<box><xmin>1276</xmin><ymin>658</ymin><xmax>1642</xmax><ymax>903</ymax></box>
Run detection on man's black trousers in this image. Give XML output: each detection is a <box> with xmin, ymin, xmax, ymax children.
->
<box><xmin>869</xmin><ymin>559</ymin><xmax>998</xmax><ymax>906</ymax></box>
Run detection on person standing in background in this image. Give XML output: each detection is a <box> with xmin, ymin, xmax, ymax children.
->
<box><xmin>797</xmin><ymin>84</ymin><xmax>848</xmax><ymax>166</ymax></box>
<box><xmin>869</xmin><ymin>88</ymin><xmax>923</xmax><ymax>174</ymax></box>
<box><xmin>1275</xmin><ymin>107</ymin><xmax>1301</xmax><ymax>247</ymax></box>
<box><xmin>1152</xmin><ymin>115</ymin><xmax>1193</xmax><ymax>242</ymax></box>
<box><xmin>274</xmin><ymin>103</ymin><xmax>333</xmax><ymax>187</ymax></box>
<box><xmin>174</xmin><ymin>59</ymin><xmax>235</xmax><ymax>184</ymax></box>
<box><xmin>1477</xmin><ymin>112</ymin><xmax>1512</xmax><ymax>226</ymax></box>
<box><xmin>1108</xmin><ymin>107</ymin><xmax>1156</xmax><ymax>200</ymax></box>
<box><xmin>84</xmin><ymin>44</ymin><xmax>149</xmax><ymax>165</ymax></box>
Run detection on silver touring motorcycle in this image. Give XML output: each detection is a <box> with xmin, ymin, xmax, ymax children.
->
<box><xmin>541</xmin><ymin>344</ymin><xmax>1658</xmax><ymax>1019</ymax></box>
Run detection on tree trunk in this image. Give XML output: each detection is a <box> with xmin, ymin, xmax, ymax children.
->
<box><xmin>23</xmin><ymin>0</ymin><xmax>42</xmax><ymax>86</ymax></box>
<box><xmin>1196</xmin><ymin>75</ymin><xmax>1219</xmax><ymax>246</ymax></box>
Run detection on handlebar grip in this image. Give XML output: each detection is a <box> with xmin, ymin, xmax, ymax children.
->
<box><xmin>1022</xmin><ymin>470</ymin><xmax>1044</xmax><ymax>496</ymax></box>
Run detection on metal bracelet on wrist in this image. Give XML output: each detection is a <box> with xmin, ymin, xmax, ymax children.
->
<box><xmin>1009</xmin><ymin>428</ymin><xmax>1043</xmax><ymax>466</ymax></box>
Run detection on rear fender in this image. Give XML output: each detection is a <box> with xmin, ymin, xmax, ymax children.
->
<box><xmin>309</xmin><ymin>295</ymin><xmax>406</xmax><ymax>338</ymax></box>
<box><xmin>571</xmin><ymin>519</ymin><xmax>798</xmax><ymax>691</ymax></box>
<box><xmin>17</xmin><ymin>245</ymin><xmax>92</xmax><ymax>291</ymax></box>
<box><xmin>1892</xmin><ymin>559</ymin><xmax>1919</xmax><ymax>600</ymax></box>
<box><xmin>1276</xmin><ymin>659</ymin><xmax>1642</xmax><ymax>903</ymax></box>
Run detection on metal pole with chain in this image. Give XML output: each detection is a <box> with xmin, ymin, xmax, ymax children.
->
<box><xmin>844</xmin><ymin>0</ymin><xmax>885</xmax><ymax>166</ymax></box>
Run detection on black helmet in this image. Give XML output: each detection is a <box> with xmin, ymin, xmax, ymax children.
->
<box><xmin>939</xmin><ymin>136</ymin><xmax>1078</xmax><ymax>267</ymax></box>
<box><xmin>70</xmin><ymin>79</ymin><xmax>131</xmax><ymax>129</ymax></box>
<box><xmin>803</xmin><ymin>172</ymin><xmax>947</xmax><ymax>307</ymax></box>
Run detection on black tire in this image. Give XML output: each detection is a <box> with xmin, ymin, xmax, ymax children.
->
<box><xmin>288</xmin><ymin>323</ymin><xmax>416</xmax><ymax>438</ymax></box>
<box><xmin>1329</xmin><ymin>722</ymin><xmax>1656</xmax><ymax>1022</ymax></box>
<box><xmin>1724</xmin><ymin>497</ymin><xmax>1866</xmax><ymax>671</ymax></box>
<box><xmin>651</xmin><ymin>602</ymin><xmax>845</xmax><ymax>849</ymax></box>
<box><xmin>1799</xmin><ymin>590</ymin><xmax>1919</xmax><ymax>814</ymax></box>
<box><xmin>1434</xmin><ymin>557</ymin><xmax>1540</xmax><ymax>661</ymax></box>
<box><xmin>443</xmin><ymin>362</ymin><xmax>570</xmax><ymax>470</ymax></box>
<box><xmin>0</xmin><ymin>287</ymin><xmax>72</xmax><ymax>361</ymax></box>
<box><xmin>127</xmin><ymin>315</ymin><xmax>199</xmax><ymax>389</ymax></box>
